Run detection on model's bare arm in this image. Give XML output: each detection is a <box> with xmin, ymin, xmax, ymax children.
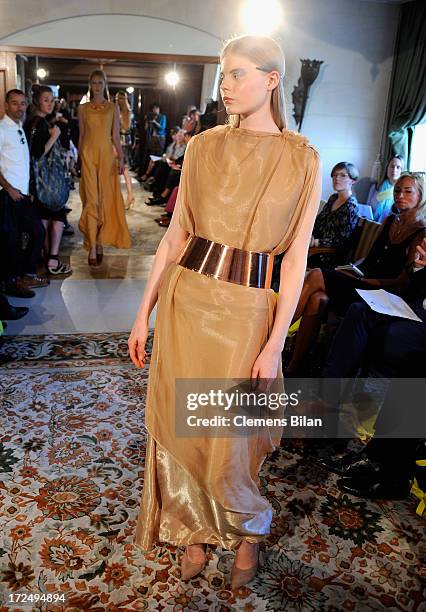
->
<box><xmin>128</xmin><ymin>191</ymin><xmax>189</xmax><ymax>368</ymax></box>
<box><xmin>112</xmin><ymin>104</ymin><xmax>124</xmax><ymax>173</ymax></box>
<box><xmin>252</xmin><ymin>155</ymin><xmax>322</xmax><ymax>382</ymax></box>
<box><xmin>78</xmin><ymin>105</ymin><xmax>85</xmax><ymax>150</ymax></box>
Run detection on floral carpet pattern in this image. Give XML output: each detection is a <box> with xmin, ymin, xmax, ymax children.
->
<box><xmin>0</xmin><ymin>333</ymin><xmax>425</xmax><ymax>611</ymax></box>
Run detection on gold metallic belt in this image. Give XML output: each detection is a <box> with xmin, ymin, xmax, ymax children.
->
<box><xmin>177</xmin><ymin>235</ymin><xmax>274</xmax><ymax>289</ymax></box>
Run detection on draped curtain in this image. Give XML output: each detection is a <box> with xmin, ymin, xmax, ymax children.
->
<box><xmin>383</xmin><ymin>0</ymin><xmax>426</xmax><ymax>167</ymax></box>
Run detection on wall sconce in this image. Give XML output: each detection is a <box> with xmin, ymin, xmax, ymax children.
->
<box><xmin>292</xmin><ymin>59</ymin><xmax>323</xmax><ymax>132</ymax></box>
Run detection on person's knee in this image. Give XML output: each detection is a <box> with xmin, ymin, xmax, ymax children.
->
<box><xmin>306</xmin><ymin>267</ymin><xmax>324</xmax><ymax>292</ymax></box>
<box><xmin>345</xmin><ymin>301</ymin><xmax>369</xmax><ymax>322</ymax></box>
<box><xmin>306</xmin><ymin>290</ymin><xmax>329</xmax><ymax>315</ymax></box>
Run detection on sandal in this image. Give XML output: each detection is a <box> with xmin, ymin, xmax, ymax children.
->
<box><xmin>47</xmin><ymin>255</ymin><xmax>72</xmax><ymax>276</ymax></box>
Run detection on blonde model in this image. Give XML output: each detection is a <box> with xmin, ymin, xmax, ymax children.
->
<box><xmin>129</xmin><ymin>35</ymin><xmax>321</xmax><ymax>588</ymax></box>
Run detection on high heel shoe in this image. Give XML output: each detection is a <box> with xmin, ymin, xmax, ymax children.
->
<box><xmin>231</xmin><ymin>542</ymin><xmax>261</xmax><ymax>590</ymax></box>
<box><xmin>96</xmin><ymin>246</ymin><xmax>103</xmax><ymax>264</ymax></box>
<box><xmin>125</xmin><ymin>197</ymin><xmax>135</xmax><ymax>211</ymax></box>
<box><xmin>88</xmin><ymin>257</ymin><xmax>98</xmax><ymax>267</ymax></box>
<box><xmin>180</xmin><ymin>544</ymin><xmax>207</xmax><ymax>581</ymax></box>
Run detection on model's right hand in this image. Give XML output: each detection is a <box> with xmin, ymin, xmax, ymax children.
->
<box><xmin>49</xmin><ymin>125</ymin><xmax>61</xmax><ymax>141</ymax></box>
<box><xmin>128</xmin><ymin>321</ymin><xmax>149</xmax><ymax>369</ymax></box>
<box><xmin>7</xmin><ymin>186</ymin><xmax>24</xmax><ymax>201</ymax></box>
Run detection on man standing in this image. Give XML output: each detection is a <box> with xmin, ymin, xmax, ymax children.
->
<box><xmin>0</xmin><ymin>89</ymin><xmax>47</xmax><ymax>321</ymax></box>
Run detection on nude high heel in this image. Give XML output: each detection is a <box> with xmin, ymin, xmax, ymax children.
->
<box><xmin>231</xmin><ymin>542</ymin><xmax>261</xmax><ymax>590</ymax></box>
<box><xmin>125</xmin><ymin>197</ymin><xmax>135</xmax><ymax>210</ymax></box>
<box><xmin>180</xmin><ymin>545</ymin><xmax>207</xmax><ymax>581</ymax></box>
<box><xmin>96</xmin><ymin>245</ymin><xmax>103</xmax><ymax>264</ymax></box>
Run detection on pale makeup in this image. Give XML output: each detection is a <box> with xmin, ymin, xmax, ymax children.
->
<box><xmin>90</xmin><ymin>76</ymin><xmax>106</xmax><ymax>100</ymax></box>
<box><xmin>219</xmin><ymin>53</ymin><xmax>280</xmax><ymax>131</ymax></box>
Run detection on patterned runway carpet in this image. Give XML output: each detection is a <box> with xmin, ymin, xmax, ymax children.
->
<box><xmin>0</xmin><ymin>333</ymin><xmax>425</xmax><ymax>611</ymax></box>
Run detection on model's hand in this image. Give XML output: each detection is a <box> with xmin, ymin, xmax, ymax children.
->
<box><xmin>7</xmin><ymin>186</ymin><xmax>24</xmax><ymax>201</ymax></box>
<box><xmin>251</xmin><ymin>346</ymin><xmax>281</xmax><ymax>392</ymax></box>
<box><xmin>128</xmin><ymin>321</ymin><xmax>149</xmax><ymax>369</ymax></box>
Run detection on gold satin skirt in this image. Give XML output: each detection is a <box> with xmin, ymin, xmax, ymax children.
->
<box><xmin>134</xmin><ymin>435</ymin><xmax>274</xmax><ymax>551</ymax></box>
<box><xmin>133</xmin><ymin>264</ymin><xmax>281</xmax><ymax>551</ymax></box>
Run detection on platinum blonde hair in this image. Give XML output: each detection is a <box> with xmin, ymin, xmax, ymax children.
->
<box><xmin>220</xmin><ymin>35</ymin><xmax>287</xmax><ymax>130</ymax></box>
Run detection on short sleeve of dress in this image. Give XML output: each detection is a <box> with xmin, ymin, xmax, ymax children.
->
<box><xmin>178</xmin><ymin>135</ymin><xmax>198</xmax><ymax>234</ymax></box>
<box><xmin>270</xmin><ymin>140</ymin><xmax>322</xmax><ymax>257</ymax></box>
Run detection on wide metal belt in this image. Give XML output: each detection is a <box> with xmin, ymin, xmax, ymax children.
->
<box><xmin>176</xmin><ymin>235</ymin><xmax>274</xmax><ymax>289</ymax></box>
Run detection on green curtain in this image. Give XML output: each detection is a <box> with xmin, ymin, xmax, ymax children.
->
<box><xmin>384</xmin><ymin>0</ymin><xmax>426</xmax><ymax>167</ymax></box>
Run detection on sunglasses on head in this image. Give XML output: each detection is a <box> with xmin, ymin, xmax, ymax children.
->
<box><xmin>17</xmin><ymin>128</ymin><xmax>26</xmax><ymax>145</ymax></box>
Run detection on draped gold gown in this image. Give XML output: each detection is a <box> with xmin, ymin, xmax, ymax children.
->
<box><xmin>79</xmin><ymin>101</ymin><xmax>131</xmax><ymax>250</ymax></box>
<box><xmin>134</xmin><ymin>125</ymin><xmax>321</xmax><ymax>551</ymax></box>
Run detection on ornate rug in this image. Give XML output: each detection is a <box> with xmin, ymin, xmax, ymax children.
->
<box><xmin>0</xmin><ymin>333</ymin><xmax>425</xmax><ymax>611</ymax></box>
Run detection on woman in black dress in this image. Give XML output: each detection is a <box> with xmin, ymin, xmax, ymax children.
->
<box><xmin>25</xmin><ymin>86</ymin><xmax>72</xmax><ymax>275</ymax></box>
<box><xmin>309</xmin><ymin>161</ymin><xmax>359</xmax><ymax>268</ymax></box>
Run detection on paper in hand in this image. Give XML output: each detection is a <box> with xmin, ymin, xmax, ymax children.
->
<box><xmin>355</xmin><ymin>289</ymin><xmax>423</xmax><ymax>322</ymax></box>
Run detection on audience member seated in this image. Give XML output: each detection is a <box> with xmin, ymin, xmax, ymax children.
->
<box><xmin>309</xmin><ymin>161</ymin><xmax>359</xmax><ymax>268</ymax></box>
<box><xmin>367</xmin><ymin>155</ymin><xmax>404</xmax><ymax>222</ymax></box>
<box><xmin>285</xmin><ymin>173</ymin><xmax>426</xmax><ymax>375</ymax></box>
<box><xmin>141</xmin><ymin>129</ymin><xmax>186</xmax><ymax>188</ymax></box>
<box><xmin>318</xmin><ymin>237</ymin><xmax>426</xmax><ymax>499</ymax></box>
<box><xmin>146</xmin><ymin>133</ymin><xmax>191</xmax><ymax>206</ymax></box>
<box><xmin>0</xmin><ymin>88</ymin><xmax>47</xmax><ymax>321</ymax></box>
<box><xmin>183</xmin><ymin>108</ymin><xmax>201</xmax><ymax>137</ymax></box>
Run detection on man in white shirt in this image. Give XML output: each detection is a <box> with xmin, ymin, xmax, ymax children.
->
<box><xmin>0</xmin><ymin>89</ymin><xmax>47</xmax><ymax>320</ymax></box>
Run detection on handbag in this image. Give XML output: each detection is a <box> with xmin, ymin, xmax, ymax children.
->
<box><xmin>30</xmin><ymin>124</ymin><xmax>70</xmax><ymax>211</ymax></box>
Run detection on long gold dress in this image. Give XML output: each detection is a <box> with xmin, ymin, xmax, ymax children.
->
<box><xmin>79</xmin><ymin>101</ymin><xmax>131</xmax><ymax>250</ymax></box>
<box><xmin>134</xmin><ymin>125</ymin><xmax>321</xmax><ymax>551</ymax></box>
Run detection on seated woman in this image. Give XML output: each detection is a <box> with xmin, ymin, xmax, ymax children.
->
<box><xmin>309</xmin><ymin>161</ymin><xmax>359</xmax><ymax>268</ymax></box>
<box><xmin>286</xmin><ymin>172</ymin><xmax>426</xmax><ymax>375</ymax></box>
<box><xmin>142</xmin><ymin>128</ymin><xmax>186</xmax><ymax>186</ymax></box>
<box><xmin>367</xmin><ymin>155</ymin><xmax>404</xmax><ymax>222</ymax></box>
<box><xmin>146</xmin><ymin>133</ymin><xmax>191</xmax><ymax>206</ymax></box>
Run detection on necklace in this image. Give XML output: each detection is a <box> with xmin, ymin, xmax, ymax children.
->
<box><xmin>90</xmin><ymin>100</ymin><xmax>107</xmax><ymax>111</ymax></box>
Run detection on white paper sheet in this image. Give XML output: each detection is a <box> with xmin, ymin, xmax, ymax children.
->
<box><xmin>149</xmin><ymin>155</ymin><xmax>162</xmax><ymax>162</ymax></box>
<box><xmin>355</xmin><ymin>288</ymin><xmax>423</xmax><ymax>322</ymax></box>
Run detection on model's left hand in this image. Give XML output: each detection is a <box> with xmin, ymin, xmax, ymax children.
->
<box><xmin>251</xmin><ymin>345</ymin><xmax>281</xmax><ymax>392</ymax></box>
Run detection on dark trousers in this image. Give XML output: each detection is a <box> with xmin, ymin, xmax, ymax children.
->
<box><xmin>0</xmin><ymin>189</ymin><xmax>45</xmax><ymax>280</ymax></box>
<box><xmin>323</xmin><ymin>302</ymin><xmax>426</xmax><ymax>483</ymax></box>
<box><xmin>152</xmin><ymin>161</ymin><xmax>171</xmax><ymax>191</ymax></box>
<box><xmin>365</xmin><ymin>356</ymin><xmax>425</xmax><ymax>482</ymax></box>
<box><xmin>323</xmin><ymin>301</ymin><xmax>426</xmax><ymax>378</ymax></box>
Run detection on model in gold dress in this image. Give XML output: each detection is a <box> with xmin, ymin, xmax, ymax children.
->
<box><xmin>79</xmin><ymin>70</ymin><xmax>131</xmax><ymax>265</ymax></box>
<box><xmin>129</xmin><ymin>35</ymin><xmax>321</xmax><ymax>589</ymax></box>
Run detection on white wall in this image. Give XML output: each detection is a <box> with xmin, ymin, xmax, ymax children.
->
<box><xmin>0</xmin><ymin>0</ymin><xmax>400</xmax><ymax>197</ymax></box>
